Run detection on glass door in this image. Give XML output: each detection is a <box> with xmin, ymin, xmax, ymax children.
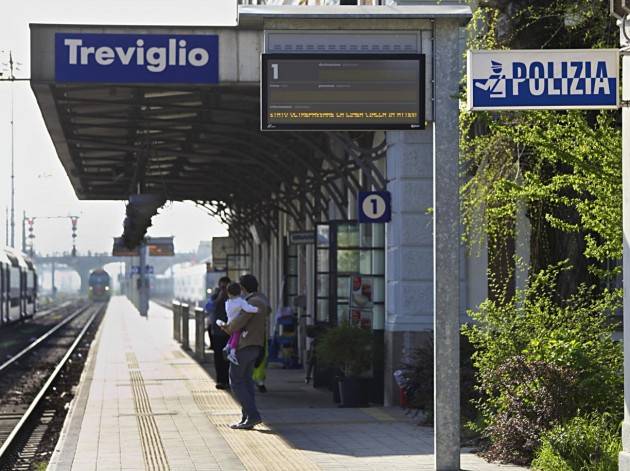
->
<box><xmin>314</xmin><ymin>221</ymin><xmax>385</xmax><ymax>329</ymax></box>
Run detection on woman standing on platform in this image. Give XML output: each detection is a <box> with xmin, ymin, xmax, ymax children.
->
<box><xmin>207</xmin><ymin>276</ymin><xmax>231</xmax><ymax>389</ymax></box>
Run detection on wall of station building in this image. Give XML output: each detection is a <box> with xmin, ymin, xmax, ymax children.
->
<box><xmin>243</xmin><ymin>126</ymin><xmax>492</xmax><ymax>405</ymax></box>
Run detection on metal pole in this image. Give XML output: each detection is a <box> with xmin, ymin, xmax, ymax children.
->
<box><xmin>195</xmin><ymin>307</ymin><xmax>206</xmax><ymax>361</ymax></box>
<box><xmin>181</xmin><ymin>303</ymin><xmax>190</xmax><ymax>350</ymax></box>
<box><xmin>138</xmin><ymin>241</ymin><xmax>149</xmax><ymax>316</ymax></box>
<box><xmin>21</xmin><ymin>211</ymin><xmax>25</xmax><ymax>253</ymax></box>
<box><xmin>619</xmin><ymin>18</ymin><xmax>630</xmax><ymax>471</ymax></box>
<box><xmin>9</xmin><ymin>53</ymin><xmax>15</xmax><ymax>248</ymax></box>
<box><xmin>51</xmin><ymin>261</ymin><xmax>56</xmax><ymax>299</ymax></box>
<box><xmin>173</xmin><ymin>301</ymin><xmax>181</xmax><ymax>342</ymax></box>
<box><xmin>433</xmin><ymin>19</ymin><xmax>461</xmax><ymax>471</ymax></box>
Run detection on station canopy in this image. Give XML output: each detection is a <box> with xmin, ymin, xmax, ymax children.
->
<box><xmin>30</xmin><ymin>5</ymin><xmax>471</xmax><ymax>243</ymax></box>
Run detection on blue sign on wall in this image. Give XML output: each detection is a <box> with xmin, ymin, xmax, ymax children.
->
<box><xmin>55</xmin><ymin>33</ymin><xmax>219</xmax><ymax>84</ymax></box>
<box><xmin>358</xmin><ymin>191</ymin><xmax>391</xmax><ymax>223</ymax></box>
<box><xmin>131</xmin><ymin>265</ymin><xmax>154</xmax><ymax>275</ymax></box>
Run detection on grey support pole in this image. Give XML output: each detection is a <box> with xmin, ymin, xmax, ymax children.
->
<box><xmin>433</xmin><ymin>19</ymin><xmax>462</xmax><ymax>471</ymax></box>
<box><xmin>138</xmin><ymin>242</ymin><xmax>149</xmax><ymax>316</ymax></box>
<box><xmin>195</xmin><ymin>306</ymin><xmax>206</xmax><ymax>361</ymax></box>
<box><xmin>173</xmin><ymin>300</ymin><xmax>181</xmax><ymax>342</ymax></box>
<box><xmin>181</xmin><ymin>303</ymin><xmax>190</xmax><ymax>350</ymax></box>
<box><xmin>619</xmin><ymin>21</ymin><xmax>630</xmax><ymax>470</ymax></box>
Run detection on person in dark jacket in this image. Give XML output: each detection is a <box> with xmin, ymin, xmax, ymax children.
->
<box><xmin>209</xmin><ymin>276</ymin><xmax>231</xmax><ymax>389</ymax></box>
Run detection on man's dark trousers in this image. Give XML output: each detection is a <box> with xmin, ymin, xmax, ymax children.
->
<box><xmin>211</xmin><ymin>332</ymin><xmax>230</xmax><ymax>386</ymax></box>
<box><xmin>229</xmin><ymin>345</ymin><xmax>262</xmax><ymax>422</ymax></box>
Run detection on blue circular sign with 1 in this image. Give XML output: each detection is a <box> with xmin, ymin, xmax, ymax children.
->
<box><xmin>363</xmin><ymin>194</ymin><xmax>386</xmax><ymax>219</ymax></box>
<box><xmin>358</xmin><ymin>191</ymin><xmax>391</xmax><ymax>223</ymax></box>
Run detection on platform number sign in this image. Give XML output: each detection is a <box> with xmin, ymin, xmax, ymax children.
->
<box><xmin>358</xmin><ymin>191</ymin><xmax>391</xmax><ymax>223</ymax></box>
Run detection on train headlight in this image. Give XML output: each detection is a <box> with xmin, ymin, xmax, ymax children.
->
<box><xmin>206</xmin><ymin>288</ymin><xmax>212</xmax><ymax>294</ymax></box>
<box><xmin>105</xmin><ymin>286</ymin><xmax>110</xmax><ymax>291</ymax></box>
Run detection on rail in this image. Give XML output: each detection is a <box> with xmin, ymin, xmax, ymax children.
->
<box><xmin>0</xmin><ymin>303</ymin><xmax>105</xmax><ymax>464</ymax></box>
<box><xmin>0</xmin><ymin>303</ymin><xmax>91</xmax><ymax>373</ymax></box>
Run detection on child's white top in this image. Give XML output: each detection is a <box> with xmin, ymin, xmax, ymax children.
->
<box><xmin>225</xmin><ymin>297</ymin><xmax>258</xmax><ymax>322</ymax></box>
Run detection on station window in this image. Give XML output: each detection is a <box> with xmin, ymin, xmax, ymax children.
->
<box><xmin>315</xmin><ymin>224</ymin><xmax>331</xmax><ymax>323</ymax></box>
<box><xmin>314</xmin><ymin>221</ymin><xmax>385</xmax><ymax>329</ymax></box>
<box><xmin>284</xmin><ymin>241</ymin><xmax>298</xmax><ymax>307</ymax></box>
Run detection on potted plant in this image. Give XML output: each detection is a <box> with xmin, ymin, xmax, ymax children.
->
<box><xmin>317</xmin><ymin>321</ymin><xmax>374</xmax><ymax>407</ymax></box>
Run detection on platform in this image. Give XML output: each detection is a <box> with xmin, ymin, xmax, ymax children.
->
<box><xmin>48</xmin><ymin>297</ymin><xmax>525</xmax><ymax>471</ymax></box>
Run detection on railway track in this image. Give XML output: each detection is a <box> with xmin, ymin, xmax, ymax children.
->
<box><xmin>0</xmin><ymin>301</ymin><xmax>106</xmax><ymax>470</ymax></box>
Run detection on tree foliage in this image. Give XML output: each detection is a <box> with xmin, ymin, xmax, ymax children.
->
<box><xmin>461</xmin><ymin>111</ymin><xmax>621</xmax><ymax>281</ymax></box>
<box><xmin>461</xmin><ymin>0</ymin><xmax>621</xmax><ymax>290</ymax></box>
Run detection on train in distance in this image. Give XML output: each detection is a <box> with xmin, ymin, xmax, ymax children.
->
<box><xmin>88</xmin><ymin>268</ymin><xmax>111</xmax><ymax>302</ymax></box>
<box><xmin>0</xmin><ymin>247</ymin><xmax>37</xmax><ymax>326</ymax></box>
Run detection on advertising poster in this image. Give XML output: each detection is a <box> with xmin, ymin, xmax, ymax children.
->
<box><xmin>349</xmin><ymin>275</ymin><xmax>373</xmax><ymax>329</ymax></box>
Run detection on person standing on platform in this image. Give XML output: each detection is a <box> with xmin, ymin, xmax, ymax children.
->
<box><xmin>208</xmin><ymin>276</ymin><xmax>231</xmax><ymax>390</ymax></box>
<box><xmin>221</xmin><ymin>274</ymin><xmax>271</xmax><ymax>430</ymax></box>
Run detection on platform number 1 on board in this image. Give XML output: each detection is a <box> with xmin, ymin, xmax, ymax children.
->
<box><xmin>358</xmin><ymin>191</ymin><xmax>391</xmax><ymax>223</ymax></box>
<box><xmin>271</xmin><ymin>63</ymin><xmax>279</xmax><ymax>80</ymax></box>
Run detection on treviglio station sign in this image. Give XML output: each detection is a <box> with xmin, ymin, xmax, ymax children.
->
<box><xmin>55</xmin><ymin>33</ymin><xmax>219</xmax><ymax>83</ymax></box>
<box><xmin>467</xmin><ymin>49</ymin><xmax>619</xmax><ymax>110</ymax></box>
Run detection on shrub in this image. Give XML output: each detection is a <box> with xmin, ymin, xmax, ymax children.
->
<box><xmin>317</xmin><ymin>321</ymin><xmax>373</xmax><ymax>377</ymax></box>
<box><xmin>462</xmin><ymin>263</ymin><xmax>622</xmax><ymax>464</ymax></box>
<box><xmin>532</xmin><ymin>414</ymin><xmax>621</xmax><ymax>471</ymax></box>
<box><xmin>481</xmin><ymin>357</ymin><xmax>578</xmax><ymax>464</ymax></box>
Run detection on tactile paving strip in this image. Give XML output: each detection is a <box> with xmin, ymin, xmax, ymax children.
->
<box><xmin>126</xmin><ymin>352</ymin><xmax>170</xmax><ymax>471</ymax></box>
<box><xmin>189</xmin><ymin>382</ymin><xmax>320</xmax><ymax>470</ymax></box>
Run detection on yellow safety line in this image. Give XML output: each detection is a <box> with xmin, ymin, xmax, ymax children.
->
<box><xmin>360</xmin><ymin>407</ymin><xmax>398</xmax><ymax>422</ymax></box>
<box><xmin>126</xmin><ymin>352</ymin><xmax>170</xmax><ymax>471</ymax></box>
<box><xmin>187</xmin><ymin>378</ymin><xmax>320</xmax><ymax>470</ymax></box>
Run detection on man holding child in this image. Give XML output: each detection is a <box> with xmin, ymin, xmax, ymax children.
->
<box><xmin>219</xmin><ymin>274</ymin><xmax>271</xmax><ymax>430</ymax></box>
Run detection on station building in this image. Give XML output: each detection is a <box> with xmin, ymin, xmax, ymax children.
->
<box><xmin>30</xmin><ymin>2</ymin><xmax>485</xmax><ymax>404</ymax></box>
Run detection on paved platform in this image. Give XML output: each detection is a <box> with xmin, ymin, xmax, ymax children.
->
<box><xmin>48</xmin><ymin>297</ymin><xmax>526</xmax><ymax>471</ymax></box>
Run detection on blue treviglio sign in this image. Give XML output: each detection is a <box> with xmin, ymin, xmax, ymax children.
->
<box><xmin>467</xmin><ymin>49</ymin><xmax>618</xmax><ymax>110</ymax></box>
<box><xmin>55</xmin><ymin>33</ymin><xmax>219</xmax><ymax>84</ymax></box>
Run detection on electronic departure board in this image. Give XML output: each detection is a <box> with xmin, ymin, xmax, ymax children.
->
<box><xmin>261</xmin><ymin>54</ymin><xmax>425</xmax><ymax>131</ymax></box>
<box><xmin>112</xmin><ymin>236</ymin><xmax>174</xmax><ymax>257</ymax></box>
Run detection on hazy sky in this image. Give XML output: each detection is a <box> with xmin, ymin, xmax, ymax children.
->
<box><xmin>0</xmin><ymin>1</ymin><xmax>239</xmax><ymax>255</ymax></box>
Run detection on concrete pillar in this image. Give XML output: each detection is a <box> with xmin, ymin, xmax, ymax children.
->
<box><xmin>384</xmin><ymin>126</ymin><xmax>434</xmax><ymax>406</ymax></box>
<box><xmin>515</xmin><ymin>198</ymin><xmax>531</xmax><ymax>292</ymax></box>
<box><xmin>433</xmin><ymin>18</ymin><xmax>462</xmax><ymax>471</ymax></box>
<box><xmin>78</xmin><ymin>266</ymin><xmax>91</xmax><ymax>295</ymax></box>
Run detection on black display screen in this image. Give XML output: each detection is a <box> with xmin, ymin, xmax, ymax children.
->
<box><xmin>261</xmin><ymin>54</ymin><xmax>425</xmax><ymax>131</ymax></box>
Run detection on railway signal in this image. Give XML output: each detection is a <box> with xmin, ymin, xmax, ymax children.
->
<box><xmin>22</xmin><ymin>214</ymin><xmax>80</xmax><ymax>257</ymax></box>
<box><xmin>26</xmin><ymin>217</ymin><xmax>34</xmax><ymax>256</ymax></box>
<box><xmin>70</xmin><ymin>216</ymin><xmax>78</xmax><ymax>257</ymax></box>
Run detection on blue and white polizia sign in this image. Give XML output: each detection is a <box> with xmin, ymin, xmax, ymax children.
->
<box><xmin>467</xmin><ymin>49</ymin><xmax>618</xmax><ymax>110</ymax></box>
<box><xmin>55</xmin><ymin>33</ymin><xmax>219</xmax><ymax>84</ymax></box>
